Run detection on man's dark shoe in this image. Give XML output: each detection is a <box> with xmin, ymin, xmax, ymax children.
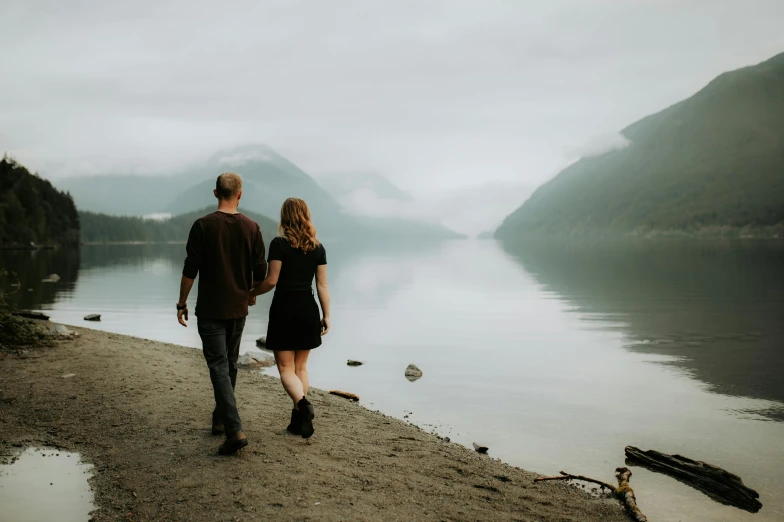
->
<box><xmin>286</xmin><ymin>409</ymin><xmax>302</xmax><ymax>434</ymax></box>
<box><xmin>211</xmin><ymin>423</ymin><xmax>225</xmax><ymax>436</ymax></box>
<box><xmin>297</xmin><ymin>397</ymin><xmax>315</xmax><ymax>439</ymax></box>
<box><xmin>218</xmin><ymin>433</ymin><xmax>248</xmax><ymax>455</ymax></box>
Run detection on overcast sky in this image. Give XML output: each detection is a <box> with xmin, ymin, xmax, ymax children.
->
<box><xmin>1</xmin><ymin>0</ymin><xmax>783</xmax><ymax>194</ymax></box>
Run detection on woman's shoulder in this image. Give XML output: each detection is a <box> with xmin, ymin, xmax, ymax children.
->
<box><xmin>270</xmin><ymin>236</ymin><xmax>292</xmax><ymax>252</ymax></box>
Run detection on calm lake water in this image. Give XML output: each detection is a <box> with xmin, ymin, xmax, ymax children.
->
<box><xmin>2</xmin><ymin>239</ymin><xmax>783</xmax><ymax>522</ymax></box>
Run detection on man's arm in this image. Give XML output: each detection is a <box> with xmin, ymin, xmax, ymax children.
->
<box><xmin>251</xmin><ymin>260</ymin><xmax>281</xmax><ymax>297</ymax></box>
<box><xmin>178</xmin><ymin>221</ymin><xmax>202</xmax><ymax>326</ymax></box>
<box><xmin>177</xmin><ymin>276</ymin><xmax>195</xmax><ymax>327</ymax></box>
<box><xmin>248</xmin><ymin>224</ymin><xmax>267</xmax><ymax>307</ymax></box>
<box><xmin>252</xmin><ymin>224</ymin><xmax>268</xmax><ymax>285</ymax></box>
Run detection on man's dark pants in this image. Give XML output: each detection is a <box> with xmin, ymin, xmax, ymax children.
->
<box><xmin>197</xmin><ymin>317</ymin><xmax>246</xmax><ymax>434</ymax></box>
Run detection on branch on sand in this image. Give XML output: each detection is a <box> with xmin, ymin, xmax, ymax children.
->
<box><xmin>329</xmin><ymin>390</ymin><xmax>360</xmax><ymax>401</ymax></box>
<box><xmin>535</xmin><ymin>467</ymin><xmax>647</xmax><ymax>522</ymax></box>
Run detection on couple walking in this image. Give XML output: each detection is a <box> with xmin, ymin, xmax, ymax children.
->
<box><xmin>176</xmin><ymin>172</ymin><xmax>330</xmax><ymax>455</ymax></box>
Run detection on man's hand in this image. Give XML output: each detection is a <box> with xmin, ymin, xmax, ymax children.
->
<box><xmin>177</xmin><ymin>276</ymin><xmax>195</xmax><ymax>327</ymax></box>
<box><xmin>248</xmin><ymin>294</ymin><xmax>257</xmax><ymax>306</ymax></box>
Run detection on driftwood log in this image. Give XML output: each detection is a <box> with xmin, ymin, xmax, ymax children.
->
<box><xmin>535</xmin><ymin>467</ymin><xmax>647</xmax><ymax>522</ymax></box>
<box><xmin>329</xmin><ymin>390</ymin><xmax>360</xmax><ymax>401</ymax></box>
<box><xmin>625</xmin><ymin>446</ymin><xmax>761</xmax><ymax>512</ymax></box>
<box><xmin>13</xmin><ymin>311</ymin><xmax>50</xmax><ymax>321</ymax></box>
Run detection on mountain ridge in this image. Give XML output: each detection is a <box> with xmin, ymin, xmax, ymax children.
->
<box><xmin>496</xmin><ymin>52</ymin><xmax>784</xmax><ymax>240</ymax></box>
<box><xmin>57</xmin><ymin>145</ymin><xmax>463</xmax><ymax>240</ymax></box>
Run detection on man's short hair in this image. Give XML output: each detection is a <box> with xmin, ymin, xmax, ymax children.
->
<box><xmin>216</xmin><ymin>172</ymin><xmax>242</xmax><ymax>199</ymax></box>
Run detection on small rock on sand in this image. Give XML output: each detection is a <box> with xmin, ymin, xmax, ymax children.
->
<box><xmin>48</xmin><ymin>324</ymin><xmax>79</xmax><ymax>339</ymax></box>
<box><xmin>473</xmin><ymin>442</ymin><xmax>489</xmax><ymax>454</ymax></box>
<box><xmin>347</xmin><ymin>360</ymin><xmax>363</xmax><ymax>366</ymax></box>
<box><xmin>405</xmin><ymin>364</ymin><xmax>423</xmax><ymax>382</ymax></box>
<box><xmin>84</xmin><ymin>314</ymin><xmax>101</xmax><ymax>321</ymax></box>
<box><xmin>237</xmin><ymin>352</ymin><xmax>275</xmax><ymax>369</ymax></box>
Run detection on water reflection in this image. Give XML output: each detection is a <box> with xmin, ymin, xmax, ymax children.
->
<box><xmin>0</xmin><ymin>240</ymin><xmax>431</xmax><ymax>354</ymax></box>
<box><xmin>502</xmin><ymin>239</ymin><xmax>784</xmax><ymax>419</ymax></box>
<box><xmin>0</xmin><ymin>248</ymin><xmax>80</xmax><ymax>310</ymax></box>
<box><xmin>0</xmin><ymin>447</ymin><xmax>94</xmax><ymax>522</ymax></box>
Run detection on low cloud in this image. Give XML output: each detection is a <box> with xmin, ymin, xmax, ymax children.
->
<box><xmin>217</xmin><ymin>147</ymin><xmax>276</xmax><ymax>166</ymax></box>
<box><xmin>563</xmin><ymin>132</ymin><xmax>631</xmax><ymax>161</ymax></box>
<box><xmin>334</xmin><ymin>181</ymin><xmax>535</xmax><ymax>237</ymax></box>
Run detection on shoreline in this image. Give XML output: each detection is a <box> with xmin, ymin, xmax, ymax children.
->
<box><xmin>0</xmin><ymin>327</ymin><xmax>627</xmax><ymax>521</ymax></box>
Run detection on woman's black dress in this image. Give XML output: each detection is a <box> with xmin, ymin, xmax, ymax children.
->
<box><xmin>265</xmin><ymin>237</ymin><xmax>327</xmax><ymax>351</ymax></box>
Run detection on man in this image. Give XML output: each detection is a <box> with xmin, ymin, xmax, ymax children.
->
<box><xmin>176</xmin><ymin>172</ymin><xmax>267</xmax><ymax>455</ymax></box>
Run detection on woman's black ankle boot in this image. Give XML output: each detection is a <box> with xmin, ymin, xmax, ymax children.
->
<box><xmin>297</xmin><ymin>397</ymin><xmax>315</xmax><ymax>439</ymax></box>
<box><xmin>286</xmin><ymin>408</ymin><xmax>302</xmax><ymax>434</ymax></box>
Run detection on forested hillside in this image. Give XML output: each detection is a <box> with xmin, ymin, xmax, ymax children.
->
<box><xmin>0</xmin><ymin>156</ymin><xmax>80</xmax><ymax>248</ymax></box>
<box><xmin>497</xmin><ymin>52</ymin><xmax>784</xmax><ymax>240</ymax></box>
<box><xmin>80</xmin><ymin>208</ymin><xmax>278</xmax><ymax>246</ymax></box>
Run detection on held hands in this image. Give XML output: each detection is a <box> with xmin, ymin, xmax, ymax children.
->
<box><xmin>248</xmin><ymin>294</ymin><xmax>257</xmax><ymax>306</ymax></box>
<box><xmin>321</xmin><ymin>316</ymin><xmax>331</xmax><ymax>336</ymax></box>
<box><xmin>177</xmin><ymin>306</ymin><xmax>188</xmax><ymax>327</ymax></box>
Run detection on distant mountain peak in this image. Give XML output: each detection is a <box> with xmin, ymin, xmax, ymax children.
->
<box><xmin>318</xmin><ymin>172</ymin><xmax>414</xmax><ymax>202</ymax></box>
<box><xmin>212</xmin><ymin>144</ymin><xmax>278</xmax><ymax>167</ymax></box>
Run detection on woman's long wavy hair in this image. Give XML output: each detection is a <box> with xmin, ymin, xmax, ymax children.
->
<box><xmin>279</xmin><ymin>198</ymin><xmax>319</xmax><ymax>252</ymax></box>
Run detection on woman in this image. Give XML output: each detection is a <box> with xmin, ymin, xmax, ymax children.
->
<box><xmin>251</xmin><ymin>198</ymin><xmax>330</xmax><ymax>439</ymax></box>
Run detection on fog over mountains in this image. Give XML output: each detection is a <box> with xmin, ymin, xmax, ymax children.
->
<box><xmin>19</xmin><ymin>48</ymin><xmax>784</xmax><ymax>242</ymax></box>
<box><xmin>57</xmin><ymin>142</ymin><xmax>534</xmax><ymax>239</ymax></box>
<box><xmin>320</xmin><ymin>172</ymin><xmax>533</xmax><ymax>238</ymax></box>
<box><xmin>57</xmin><ymin>145</ymin><xmax>466</xmax><ymax>240</ymax></box>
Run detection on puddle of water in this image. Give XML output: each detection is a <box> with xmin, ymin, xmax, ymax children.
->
<box><xmin>0</xmin><ymin>447</ymin><xmax>94</xmax><ymax>522</ymax></box>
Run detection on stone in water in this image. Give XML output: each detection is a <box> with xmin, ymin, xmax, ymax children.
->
<box><xmin>405</xmin><ymin>364</ymin><xmax>423</xmax><ymax>382</ymax></box>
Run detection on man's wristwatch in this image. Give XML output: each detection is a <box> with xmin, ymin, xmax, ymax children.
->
<box><xmin>176</xmin><ymin>303</ymin><xmax>188</xmax><ymax>311</ymax></box>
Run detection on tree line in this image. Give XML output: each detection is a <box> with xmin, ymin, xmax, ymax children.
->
<box><xmin>80</xmin><ymin>208</ymin><xmax>278</xmax><ymax>245</ymax></box>
<box><xmin>2</xmin><ymin>156</ymin><xmax>278</xmax><ymax>247</ymax></box>
<box><xmin>0</xmin><ymin>156</ymin><xmax>80</xmax><ymax>248</ymax></box>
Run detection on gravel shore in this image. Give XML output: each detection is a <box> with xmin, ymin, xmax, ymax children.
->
<box><xmin>0</xmin><ymin>327</ymin><xmax>627</xmax><ymax>521</ymax></box>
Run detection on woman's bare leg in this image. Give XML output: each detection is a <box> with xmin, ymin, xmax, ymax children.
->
<box><xmin>294</xmin><ymin>350</ymin><xmax>310</xmax><ymax>397</ymax></box>
<box><xmin>274</xmin><ymin>351</ymin><xmax>304</xmax><ymax>407</ymax></box>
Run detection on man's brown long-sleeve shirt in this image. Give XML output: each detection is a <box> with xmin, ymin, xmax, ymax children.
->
<box><xmin>183</xmin><ymin>211</ymin><xmax>267</xmax><ymax>320</ymax></box>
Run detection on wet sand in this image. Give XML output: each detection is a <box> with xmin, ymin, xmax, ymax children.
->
<box><xmin>0</xmin><ymin>327</ymin><xmax>627</xmax><ymax>521</ymax></box>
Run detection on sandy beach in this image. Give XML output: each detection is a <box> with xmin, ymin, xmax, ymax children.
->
<box><xmin>0</xmin><ymin>326</ymin><xmax>628</xmax><ymax>521</ymax></box>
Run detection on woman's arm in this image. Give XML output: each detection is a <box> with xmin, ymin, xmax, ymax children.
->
<box><xmin>251</xmin><ymin>260</ymin><xmax>281</xmax><ymax>297</ymax></box>
<box><xmin>316</xmin><ymin>264</ymin><xmax>330</xmax><ymax>335</ymax></box>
